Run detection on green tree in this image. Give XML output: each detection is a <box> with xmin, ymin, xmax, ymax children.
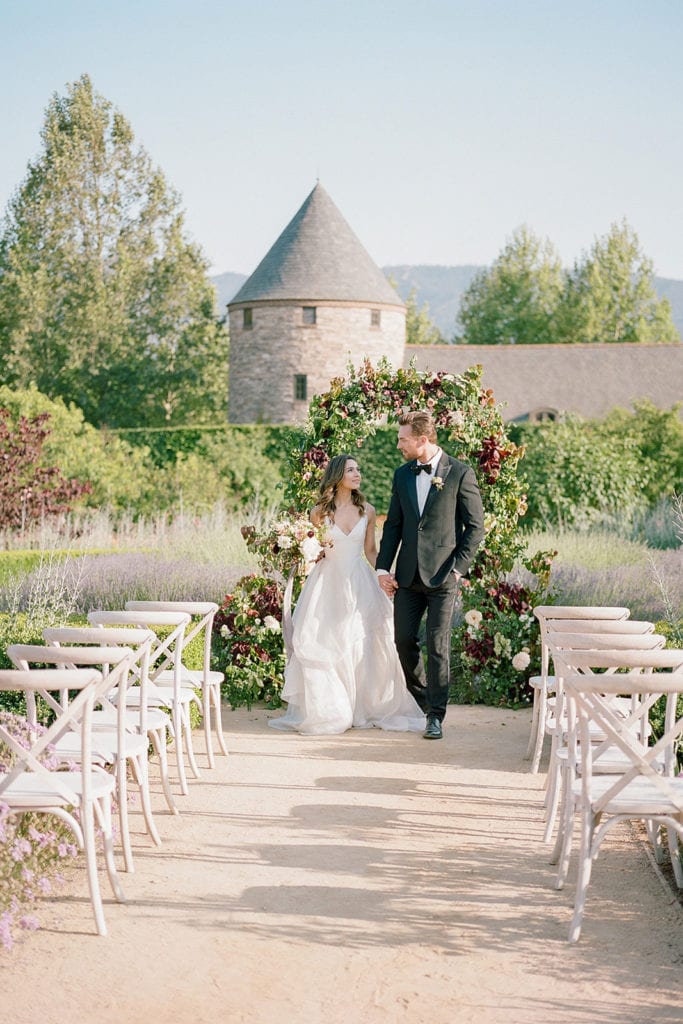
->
<box><xmin>0</xmin><ymin>75</ymin><xmax>228</xmax><ymax>428</ymax></box>
<box><xmin>457</xmin><ymin>227</ymin><xmax>564</xmax><ymax>345</ymax></box>
<box><xmin>0</xmin><ymin>384</ymin><xmax>158</xmax><ymax>512</ymax></box>
<box><xmin>405</xmin><ymin>288</ymin><xmax>443</xmax><ymax>345</ymax></box>
<box><xmin>557</xmin><ymin>221</ymin><xmax>678</xmax><ymax>344</ymax></box>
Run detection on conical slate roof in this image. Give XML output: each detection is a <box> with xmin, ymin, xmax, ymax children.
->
<box><xmin>229</xmin><ymin>183</ymin><xmax>404</xmax><ymax>307</ymax></box>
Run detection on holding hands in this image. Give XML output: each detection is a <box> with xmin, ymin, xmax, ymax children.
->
<box><xmin>377</xmin><ymin>572</ymin><xmax>398</xmax><ymax>598</ymax></box>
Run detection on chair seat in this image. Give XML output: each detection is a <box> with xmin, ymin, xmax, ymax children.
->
<box><xmin>557</xmin><ymin>745</ymin><xmax>665</xmax><ymax>773</ymax></box>
<box><xmin>529</xmin><ymin>674</ymin><xmax>556</xmax><ymax>692</ymax></box>
<box><xmin>91</xmin><ymin>707</ymin><xmax>171</xmax><ymax>732</ymax></box>
<box><xmin>155</xmin><ymin>668</ymin><xmax>224</xmax><ymax>688</ymax></box>
<box><xmin>118</xmin><ymin>686</ymin><xmax>197</xmax><ymax>707</ymax></box>
<box><xmin>2</xmin><ymin>770</ymin><xmax>117</xmax><ymax>807</ymax></box>
<box><xmin>53</xmin><ymin>731</ymin><xmax>148</xmax><ymax>763</ymax></box>
<box><xmin>572</xmin><ymin>775</ymin><xmax>683</xmax><ymax>815</ymax></box>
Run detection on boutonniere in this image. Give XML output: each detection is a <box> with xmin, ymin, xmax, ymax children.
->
<box><xmin>431</xmin><ymin>475</ymin><xmax>444</xmax><ymax>491</ymax></box>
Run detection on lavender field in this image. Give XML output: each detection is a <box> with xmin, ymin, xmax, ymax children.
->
<box><xmin>0</xmin><ymin>506</ymin><xmax>681</xmax><ymax>625</ymax></box>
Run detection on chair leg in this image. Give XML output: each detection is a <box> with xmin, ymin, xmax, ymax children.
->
<box><xmin>569</xmin><ymin>806</ymin><xmax>596</xmax><ymax>943</ymax></box>
<box><xmin>171</xmin><ymin>703</ymin><xmax>189</xmax><ymax>796</ymax></box>
<box><xmin>647</xmin><ymin>820</ymin><xmax>665</xmax><ymax>865</ymax></box>
<box><xmin>213</xmin><ymin>682</ymin><xmax>229</xmax><ymax>757</ymax></box>
<box><xmin>543</xmin><ymin>754</ymin><xmax>562</xmax><ymax>844</ymax></box>
<box><xmin>554</xmin><ymin>778</ymin><xmax>575</xmax><ymax>889</ymax></box>
<box><xmin>96</xmin><ymin>794</ymin><xmax>127</xmax><ymax>905</ymax></box>
<box><xmin>667</xmin><ymin>827</ymin><xmax>683</xmax><ymax>887</ymax></box>
<box><xmin>132</xmin><ymin>753</ymin><xmax>162</xmax><ymax>847</ymax></box>
<box><xmin>530</xmin><ymin>691</ymin><xmax>548</xmax><ymax>774</ymax></box>
<box><xmin>117</xmin><ymin>756</ymin><xmax>135</xmax><ymax>873</ymax></box>
<box><xmin>203</xmin><ymin>683</ymin><xmax>215</xmax><ymax>769</ymax></box>
<box><xmin>183</xmin><ymin>703</ymin><xmax>201</xmax><ymax>780</ymax></box>
<box><xmin>152</xmin><ymin>727</ymin><xmax>178</xmax><ymax>814</ymax></box>
<box><xmin>81</xmin><ymin>798</ymin><xmax>108</xmax><ymax>937</ymax></box>
<box><xmin>524</xmin><ymin>686</ymin><xmax>541</xmax><ymax>760</ymax></box>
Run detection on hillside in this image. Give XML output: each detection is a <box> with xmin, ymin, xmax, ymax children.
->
<box><xmin>212</xmin><ymin>266</ymin><xmax>683</xmax><ymax>341</ymax></box>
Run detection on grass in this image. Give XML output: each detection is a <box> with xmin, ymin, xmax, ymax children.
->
<box><xmin>0</xmin><ymin>504</ymin><xmax>260</xmax><ymax>615</ymax></box>
<box><xmin>525</xmin><ymin>527</ymin><xmax>683</xmax><ymax>622</ymax></box>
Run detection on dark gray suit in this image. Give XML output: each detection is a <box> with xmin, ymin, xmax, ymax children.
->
<box><xmin>376</xmin><ymin>452</ymin><xmax>485</xmax><ymax>720</ymax></box>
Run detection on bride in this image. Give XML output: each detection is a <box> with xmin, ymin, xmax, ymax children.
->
<box><xmin>268</xmin><ymin>454</ymin><xmax>426</xmax><ymax>735</ymax></box>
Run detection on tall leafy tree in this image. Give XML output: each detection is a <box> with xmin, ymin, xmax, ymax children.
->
<box><xmin>556</xmin><ymin>221</ymin><xmax>678</xmax><ymax>344</ymax></box>
<box><xmin>0</xmin><ymin>74</ymin><xmax>228</xmax><ymax>427</ymax></box>
<box><xmin>405</xmin><ymin>287</ymin><xmax>444</xmax><ymax>345</ymax></box>
<box><xmin>456</xmin><ymin>227</ymin><xmax>564</xmax><ymax>345</ymax></box>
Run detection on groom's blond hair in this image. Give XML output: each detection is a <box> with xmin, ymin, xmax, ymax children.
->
<box><xmin>397</xmin><ymin>410</ymin><xmax>437</xmax><ymax>443</ymax></box>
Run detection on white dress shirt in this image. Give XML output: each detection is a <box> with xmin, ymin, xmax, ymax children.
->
<box><xmin>415</xmin><ymin>447</ymin><xmax>442</xmax><ymax>515</ymax></box>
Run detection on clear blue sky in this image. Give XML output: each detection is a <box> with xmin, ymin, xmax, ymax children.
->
<box><xmin>2</xmin><ymin>0</ymin><xmax>682</xmax><ymax>278</ymax></box>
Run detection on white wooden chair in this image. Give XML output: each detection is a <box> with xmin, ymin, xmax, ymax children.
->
<box><xmin>0</xmin><ymin>668</ymin><xmax>125</xmax><ymax>936</ymax></box>
<box><xmin>560</xmin><ymin>652</ymin><xmax>683</xmax><ymax>941</ymax></box>
<box><xmin>7</xmin><ymin>643</ymin><xmax>155</xmax><ymax>874</ymax></box>
<box><xmin>42</xmin><ymin>625</ymin><xmax>178</xmax><ymax>817</ymax></box>
<box><xmin>125</xmin><ymin>601</ymin><xmax>228</xmax><ymax>768</ymax></box>
<box><xmin>542</xmin><ymin>630</ymin><xmax>666</xmax><ymax>845</ymax></box>
<box><xmin>87</xmin><ymin>609</ymin><xmax>199</xmax><ymax>796</ymax></box>
<box><xmin>526</xmin><ymin>605</ymin><xmax>633</xmax><ymax>774</ymax></box>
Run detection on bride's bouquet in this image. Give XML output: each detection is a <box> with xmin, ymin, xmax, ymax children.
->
<box><xmin>241</xmin><ymin>512</ymin><xmax>333</xmax><ymax>579</ymax></box>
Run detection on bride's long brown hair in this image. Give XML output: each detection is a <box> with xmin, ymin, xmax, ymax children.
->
<box><xmin>316</xmin><ymin>454</ymin><xmax>366</xmax><ymax>520</ymax></box>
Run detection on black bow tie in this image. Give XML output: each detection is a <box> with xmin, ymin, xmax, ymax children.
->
<box><xmin>413</xmin><ymin>463</ymin><xmax>432</xmax><ymax>475</ymax></box>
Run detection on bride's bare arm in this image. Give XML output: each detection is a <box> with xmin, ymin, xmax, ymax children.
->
<box><xmin>364</xmin><ymin>504</ymin><xmax>378</xmax><ymax>567</ymax></box>
<box><xmin>310</xmin><ymin>505</ymin><xmax>323</xmax><ymax>528</ymax></box>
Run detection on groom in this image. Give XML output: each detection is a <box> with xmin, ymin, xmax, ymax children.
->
<box><xmin>377</xmin><ymin>410</ymin><xmax>485</xmax><ymax>740</ymax></box>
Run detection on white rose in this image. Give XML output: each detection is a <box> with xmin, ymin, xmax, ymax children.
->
<box><xmin>464</xmin><ymin>609</ymin><xmax>483</xmax><ymax>628</ymax></box>
<box><xmin>512</xmin><ymin>651</ymin><xmax>531</xmax><ymax>672</ymax></box>
<box><xmin>263</xmin><ymin>615</ymin><xmax>281</xmax><ymax>632</ymax></box>
<box><xmin>220</xmin><ymin>624</ymin><xmax>230</xmax><ymax>638</ymax></box>
<box><xmin>278</xmin><ymin>535</ymin><xmax>293</xmax><ymax>549</ymax></box>
<box><xmin>301</xmin><ymin>535</ymin><xmax>322</xmax><ymax>564</ymax></box>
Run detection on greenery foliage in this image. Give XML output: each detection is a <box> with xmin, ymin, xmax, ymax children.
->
<box><xmin>0</xmin><ymin>405</ymin><xmax>91</xmax><ymax>528</ymax></box>
<box><xmin>457</xmin><ymin>221</ymin><xmax>678</xmax><ymax>345</ymax></box>
<box><xmin>510</xmin><ymin>402</ymin><xmax>683</xmax><ymax>530</ymax></box>
<box><xmin>458</xmin><ymin>227</ymin><xmax>565</xmax><ymax>345</ymax></box>
<box><xmin>0</xmin><ymin>385</ymin><xmax>157</xmax><ymax>513</ymax></box>
<box><xmin>213</xmin><ymin>574</ymin><xmax>286</xmax><ymax>709</ymax></box>
<box><xmin>0</xmin><ymin>74</ymin><xmax>228</xmax><ymax>429</ymax></box>
<box><xmin>404</xmin><ymin>287</ymin><xmax>444</xmax><ymax>345</ymax></box>
<box><xmin>450</xmin><ymin>549</ymin><xmax>555</xmax><ymax>706</ymax></box>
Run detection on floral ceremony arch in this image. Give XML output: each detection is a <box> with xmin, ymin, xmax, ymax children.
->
<box><xmin>218</xmin><ymin>358</ymin><xmax>555</xmax><ymax>709</ymax></box>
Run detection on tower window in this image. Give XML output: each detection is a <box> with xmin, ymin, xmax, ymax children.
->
<box><xmin>243</xmin><ymin>308</ymin><xmax>253</xmax><ymax>329</ymax></box>
<box><xmin>370</xmin><ymin>309</ymin><xmax>381</xmax><ymax>328</ymax></box>
<box><xmin>294</xmin><ymin>374</ymin><xmax>308</xmax><ymax>401</ymax></box>
<box><xmin>302</xmin><ymin>306</ymin><xmax>317</xmax><ymax>325</ymax></box>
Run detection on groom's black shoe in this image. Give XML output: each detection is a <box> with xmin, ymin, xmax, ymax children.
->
<box><xmin>423</xmin><ymin>715</ymin><xmax>442</xmax><ymax>740</ymax></box>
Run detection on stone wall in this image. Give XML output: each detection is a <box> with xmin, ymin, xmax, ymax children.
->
<box><xmin>228</xmin><ymin>300</ymin><xmax>405</xmax><ymax>422</ymax></box>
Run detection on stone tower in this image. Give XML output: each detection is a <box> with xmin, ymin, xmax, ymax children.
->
<box><xmin>227</xmin><ymin>183</ymin><xmax>406</xmax><ymax>423</ymax></box>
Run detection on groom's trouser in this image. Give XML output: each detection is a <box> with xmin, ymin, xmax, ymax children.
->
<box><xmin>393</xmin><ymin>575</ymin><xmax>459</xmax><ymax>721</ymax></box>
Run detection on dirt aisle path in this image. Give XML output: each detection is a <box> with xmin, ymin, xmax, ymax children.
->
<box><xmin>3</xmin><ymin>705</ymin><xmax>682</xmax><ymax>1023</ymax></box>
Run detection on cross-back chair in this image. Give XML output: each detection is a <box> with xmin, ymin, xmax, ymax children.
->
<box><xmin>7</xmin><ymin>643</ymin><xmax>154</xmax><ymax>873</ymax></box>
<box><xmin>526</xmin><ymin>606</ymin><xmax>633</xmax><ymax>773</ymax></box>
<box><xmin>559</xmin><ymin>652</ymin><xmax>683</xmax><ymax>941</ymax></box>
<box><xmin>87</xmin><ymin>609</ymin><xmax>198</xmax><ymax>796</ymax></box>
<box><xmin>0</xmin><ymin>667</ymin><xmax>125</xmax><ymax>936</ymax></box>
<box><xmin>42</xmin><ymin>625</ymin><xmax>178</xmax><ymax>817</ymax></box>
<box><xmin>125</xmin><ymin>600</ymin><xmax>228</xmax><ymax>768</ymax></box>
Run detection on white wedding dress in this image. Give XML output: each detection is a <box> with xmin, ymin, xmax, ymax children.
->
<box><xmin>269</xmin><ymin>515</ymin><xmax>426</xmax><ymax>735</ymax></box>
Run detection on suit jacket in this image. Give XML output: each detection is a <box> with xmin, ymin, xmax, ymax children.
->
<box><xmin>376</xmin><ymin>452</ymin><xmax>485</xmax><ymax>588</ymax></box>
